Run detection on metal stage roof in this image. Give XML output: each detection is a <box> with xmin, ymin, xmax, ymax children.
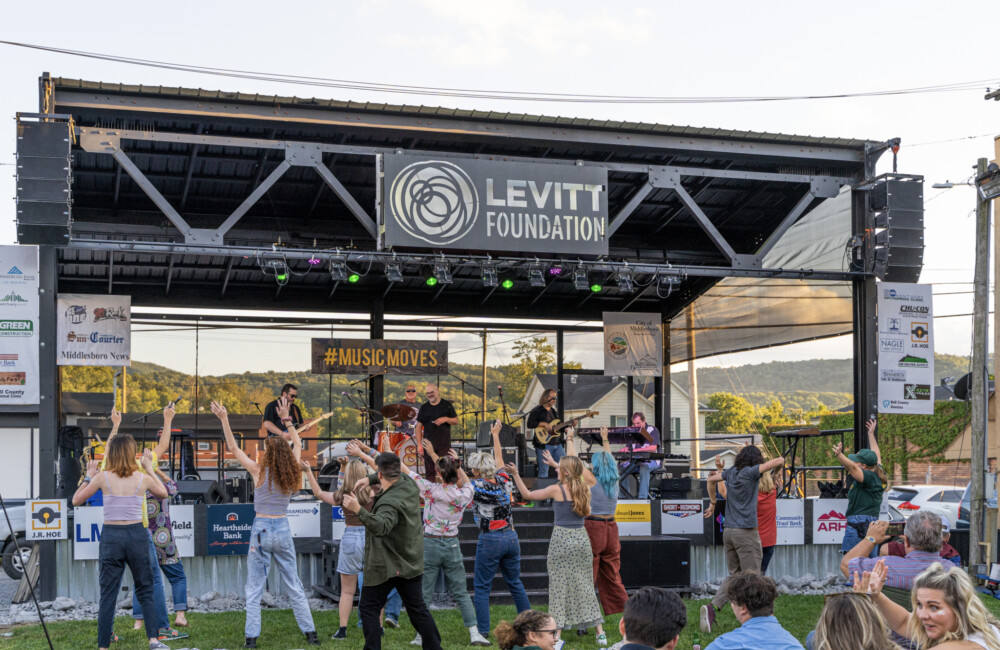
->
<box><xmin>20</xmin><ymin>74</ymin><xmax>896</xmax><ymax>360</ymax></box>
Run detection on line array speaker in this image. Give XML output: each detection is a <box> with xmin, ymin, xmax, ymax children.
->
<box><xmin>870</xmin><ymin>176</ymin><xmax>924</xmax><ymax>283</ymax></box>
<box><xmin>16</xmin><ymin>119</ymin><xmax>73</xmax><ymax>245</ymax></box>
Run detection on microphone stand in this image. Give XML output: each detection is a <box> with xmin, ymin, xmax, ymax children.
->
<box><xmin>448</xmin><ymin>372</ymin><xmax>483</xmax><ymax>439</ymax></box>
<box><xmin>497</xmin><ymin>387</ymin><xmax>511</xmax><ymax>425</ymax></box>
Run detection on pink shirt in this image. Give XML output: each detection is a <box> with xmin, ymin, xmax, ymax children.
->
<box><xmin>406</xmin><ymin>469</ymin><xmax>474</xmax><ymax>536</ymax></box>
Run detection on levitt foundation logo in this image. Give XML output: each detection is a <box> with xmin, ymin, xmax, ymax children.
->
<box><xmin>390</xmin><ymin>160</ymin><xmax>479</xmax><ymax>246</ymax></box>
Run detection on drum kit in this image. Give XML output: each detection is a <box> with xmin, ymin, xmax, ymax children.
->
<box><xmin>352</xmin><ymin>402</ymin><xmax>421</xmax><ymax>472</ymax></box>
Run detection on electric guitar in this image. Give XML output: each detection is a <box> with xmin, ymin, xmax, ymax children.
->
<box><xmin>533</xmin><ymin>410</ymin><xmax>599</xmax><ymax>446</ymax></box>
<box><xmin>296</xmin><ymin>411</ymin><xmax>335</xmax><ymax>432</ymax></box>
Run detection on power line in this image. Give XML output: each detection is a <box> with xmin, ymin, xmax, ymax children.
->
<box><xmin>3</xmin><ymin>39</ymin><xmax>999</xmax><ymax>105</ymax></box>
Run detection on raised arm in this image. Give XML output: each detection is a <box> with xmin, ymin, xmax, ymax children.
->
<box><xmin>564</xmin><ymin>429</ymin><xmax>596</xmax><ymax>485</ymax></box>
<box><xmin>151</xmin><ymin>401</ymin><xmax>175</xmax><ymax>459</ymax></box>
<box><xmin>300</xmin><ymin>460</ymin><xmax>338</xmax><ymax>506</ymax></box>
<box><xmin>449</xmin><ymin>450</ymin><xmax>471</xmax><ymax>488</ymax></box>
<box><xmin>107</xmin><ymin>408</ymin><xmax>121</xmax><ymax>442</ymax></box>
<box><xmin>504</xmin><ymin>462</ymin><xmax>561</xmax><ymax>501</ymax></box>
<box><xmin>758</xmin><ymin>456</ymin><xmax>785</xmax><ymax>476</ymax></box>
<box><xmin>866</xmin><ymin>418</ymin><xmax>882</xmax><ymax>466</ymax></box>
<box><xmin>855</xmin><ymin>560</ymin><xmax>911</xmax><ymax>638</ymax></box>
<box><xmin>348</xmin><ymin>442</ymin><xmax>377</xmax><ymax>470</ymax></box>
<box><xmin>276</xmin><ymin>397</ymin><xmax>303</xmax><ymax>463</ymax></box>
<box><xmin>832</xmin><ymin>442</ymin><xmax>865</xmax><ymax>483</ymax></box>
<box><xmin>211</xmin><ymin>401</ymin><xmax>259</xmax><ymax>478</ymax></box>
<box><xmin>140</xmin><ymin>450</ymin><xmax>169</xmax><ymax>499</ymax></box>
<box><xmin>600</xmin><ymin>427</ymin><xmax>613</xmax><ymax>454</ymax></box>
<box><xmin>490</xmin><ymin>420</ymin><xmax>505</xmax><ymax>468</ymax></box>
<box><xmin>72</xmin><ymin>460</ymin><xmax>105</xmax><ymax>506</ymax></box>
<box><xmin>704</xmin><ymin>473</ymin><xmax>719</xmax><ymax>518</ymax></box>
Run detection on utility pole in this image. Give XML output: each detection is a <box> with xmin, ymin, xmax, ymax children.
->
<box><xmin>971</xmin><ymin>157</ymin><xmax>991</xmax><ymax>572</ymax></box>
<box><xmin>121</xmin><ymin>366</ymin><xmax>127</xmax><ymax>413</ymax></box>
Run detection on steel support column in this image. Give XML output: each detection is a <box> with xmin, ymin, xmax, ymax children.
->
<box><xmin>660</xmin><ymin>320</ymin><xmax>671</xmax><ymax>454</ymax></box>
<box><xmin>369</xmin><ymin>296</ymin><xmax>385</xmax><ymax>417</ymax></box>
<box><xmin>851</xmin><ymin>189</ymin><xmax>878</xmax><ymax>451</ymax></box>
<box><xmin>556</xmin><ymin>330</ymin><xmax>565</xmax><ymax>444</ymax></box>
<box><xmin>37</xmin><ymin>244</ymin><xmax>59</xmax><ymax>600</ymax></box>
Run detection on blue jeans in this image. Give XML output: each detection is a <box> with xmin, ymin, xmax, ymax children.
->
<box><xmin>537</xmin><ymin>444</ymin><xmax>565</xmax><ymax>478</ymax></box>
<box><xmin>473</xmin><ymin>529</ymin><xmax>530</xmax><ymax>635</ymax></box>
<box><xmin>245</xmin><ymin>517</ymin><xmax>315</xmax><ymax>638</ymax></box>
<box><xmin>638</xmin><ymin>463</ymin><xmax>654</xmax><ymax>499</ymax></box>
<box><xmin>129</xmin><ymin>533</ymin><xmax>169</xmax><ymax>629</ymax></box>
<box><xmin>99</xmin><ymin>524</ymin><xmax>157</xmax><ymax>647</ymax></box>
<box><xmin>134</xmin><ymin>558</ymin><xmax>188</xmax><ymax>617</ymax></box>
<box><xmin>842</xmin><ymin>514</ymin><xmax>879</xmax><ymax>557</ymax></box>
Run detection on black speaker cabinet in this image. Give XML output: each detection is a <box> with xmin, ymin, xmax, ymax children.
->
<box><xmin>476</xmin><ymin>421</ymin><xmax>518</xmax><ymax>447</ymax></box>
<box><xmin>618</xmin><ymin>536</ymin><xmax>691</xmax><ymax>590</ymax></box>
<box><xmin>175</xmin><ymin>479</ymin><xmax>229</xmax><ymax>504</ymax></box>
<box><xmin>16</xmin><ymin>119</ymin><xmax>73</xmax><ymax>245</ymax></box>
<box><xmin>871</xmin><ymin>176</ymin><xmax>924</xmax><ymax>283</ymax></box>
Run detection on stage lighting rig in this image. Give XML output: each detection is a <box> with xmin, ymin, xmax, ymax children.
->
<box><xmin>329</xmin><ymin>258</ymin><xmax>348</xmax><ymax>282</ymax></box>
<box><xmin>528</xmin><ymin>262</ymin><xmax>546</xmax><ymax>288</ymax></box>
<box><xmin>481</xmin><ymin>261</ymin><xmax>499</xmax><ymax>287</ymax></box>
<box><xmin>616</xmin><ymin>267</ymin><xmax>635</xmax><ymax>294</ymax></box>
<box><xmin>384</xmin><ymin>260</ymin><xmax>403</xmax><ymax>283</ymax></box>
<box><xmin>573</xmin><ymin>266</ymin><xmax>590</xmax><ymax>291</ymax></box>
<box><xmin>433</xmin><ymin>259</ymin><xmax>453</xmax><ymax>285</ymax></box>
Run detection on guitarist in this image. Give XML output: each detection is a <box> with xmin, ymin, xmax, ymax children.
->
<box><xmin>527</xmin><ymin>389</ymin><xmax>564</xmax><ymax>478</ymax></box>
<box><xmin>264</xmin><ymin>383</ymin><xmax>304</xmax><ymax>441</ymax></box>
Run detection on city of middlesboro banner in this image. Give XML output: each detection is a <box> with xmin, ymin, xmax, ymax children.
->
<box><xmin>602</xmin><ymin>312</ymin><xmax>663</xmax><ymax>377</ymax></box>
<box><xmin>311</xmin><ymin>339</ymin><xmax>448</xmax><ymax>375</ymax></box>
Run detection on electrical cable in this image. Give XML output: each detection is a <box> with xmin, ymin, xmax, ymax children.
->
<box><xmin>0</xmin><ymin>492</ymin><xmax>55</xmax><ymax>650</ymax></box>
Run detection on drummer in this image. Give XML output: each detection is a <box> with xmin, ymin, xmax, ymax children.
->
<box><xmin>390</xmin><ymin>382</ymin><xmax>421</xmax><ymax>437</ymax></box>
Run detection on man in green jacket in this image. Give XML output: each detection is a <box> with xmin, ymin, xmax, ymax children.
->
<box><xmin>342</xmin><ymin>452</ymin><xmax>443</xmax><ymax>650</ymax></box>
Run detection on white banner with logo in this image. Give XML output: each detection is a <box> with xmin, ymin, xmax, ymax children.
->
<box><xmin>170</xmin><ymin>505</ymin><xmax>195</xmax><ymax>557</ymax></box>
<box><xmin>775</xmin><ymin>499</ymin><xmax>805</xmax><ymax>545</ymax></box>
<box><xmin>74</xmin><ymin>506</ymin><xmax>195</xmax><ymax>559</ymax></box>
<box><xmin>660</xmin><ymin>500</ymin><xmax>704</xmax><ymax>535</ymax></box>
<box><xmin>614</xmin><ymin>501</ymin><xmax>653</xmax><ymax>536</ymax></box>
<box><xmin>56</xmin><ymin>294</ymin><xmax>131</xmax><ymax>366</ymax></box>
<box><xmin>812</xmin><ymin>498</ymin><xmax>849</xmax><ymax>544</ymax></box>
<box><xmin>26</xmin><ymin>499</ymin><xmax>67</xmax><ymax>541</ymax></box>
<box><xmin>0</xmin><ymin>245</ymin><xmax>39</xmax><ymax>404</ymax></box>
<box><xmin>877</xmin><ymin>283</ymin><xmax>934</xmax><ymax>414</ymax></box>
<box><xmin>603</xmin><ymin>312</ymin><xmax>663</xmax><ymax>377</ymax></box>
<box><xmin>287</xmin><ymin>501</ymin><xmax>322</xmax><ymax>538</ymax></box>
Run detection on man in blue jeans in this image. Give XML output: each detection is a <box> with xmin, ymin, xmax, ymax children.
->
<box><xmin>527</xmin><ymin>389</ymin><xmax>565</xmax><ymax>478</ymax></box>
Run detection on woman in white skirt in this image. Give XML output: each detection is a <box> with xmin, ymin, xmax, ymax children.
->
<box><xmin>302</xmin><ymin>456</ymin><xmax>374</xmax><ymax>640</ymax></box>
<box><xmin>506</xmin><ymin>429</ymin><xmax>607</xmax><ymax>646</ymax></box>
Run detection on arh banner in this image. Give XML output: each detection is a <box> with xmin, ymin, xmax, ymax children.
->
<box><xmin>603</xmin><ymin>312</ymin><xmax>663</xmax><ymax>377</ymax></box>
<box><xmin>56</xmin><ymin>294</ymin><xmax>131</xmax><ymax>366</ymax></box>
<box><xmin>877</xmin><ymin>283</ymin><xmax>934</xmax><ymax>415</ymax></box>
<box><xmin>812</xmin><ymin>498</ymin><xmax>849</xmax><ymax>545</ymax></box>
<box><xmin>0</xmin><ymin>245</ymin><xmax>39</xmax><ymax>405</ymax></box>
<box><xmin>380</xmin><ymin>153</ymin><xmax>608</xmax><ymax>255</ymax></box>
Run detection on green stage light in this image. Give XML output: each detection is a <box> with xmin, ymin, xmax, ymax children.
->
<box><xmin>348</xmin><ymin>273</ymin><xmax>360</xmax><ymax>283</ymax></box>
<box><xmin>501</xmin><ymin>278</ymin><xmax>514</xmax><ymax>290</ymax></box>
<box><xmin>276</xmin><ymin>273</ymin><xmax>287</xmax><ymax>282</ymax></box>
<box><xmin>590</xmin><ymin>283</ymin><xmax>602</xmax><ymax>293</ymax></box>
<box><xmin>426</xmin><ymin>276</ymin><xmax>438</xmax><ymax>287</ymax></box>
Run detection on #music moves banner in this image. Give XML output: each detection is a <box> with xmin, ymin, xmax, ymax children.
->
<box><xmin>56</xmin><ymin>294</ymin><xmax>131</xmax><ymax>366</ymax></box>
<box><xmin>603</xmin><ymin>312</ymin><xmax>663</xmax><ymax>377</ymax></box>
<box><xmin>0</xmin><ymin>245</ymin><xmax>39</xmax><ymax>404</ymax></box>
<box><xmin>877</xmin><ymin>283</ymin><xmax>934</xmax><ymax>415</ymax></box>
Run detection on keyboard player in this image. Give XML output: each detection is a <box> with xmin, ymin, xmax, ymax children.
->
<box><xmin>622</xmin><ymin>412</ymin><xmax>661</xmax><ymax>499</ymax></box>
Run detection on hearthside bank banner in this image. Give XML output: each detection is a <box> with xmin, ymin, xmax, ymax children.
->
<box><xmin>380</xmin><ymin>153</ymin><xmax>608</xmax><ymax>255</ymax></box>
<box><xmin>311</xmin><ymin>338</ymin><xmax>448</xmax><ymax>375</ymax></box>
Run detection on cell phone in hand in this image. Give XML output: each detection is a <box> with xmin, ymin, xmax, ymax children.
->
<box><xmin>885</xmin><ymin>521</ymin><xmax>905</xmax><ymax>537</ymax></box>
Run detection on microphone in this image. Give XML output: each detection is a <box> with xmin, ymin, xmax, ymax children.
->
<box><xmin>341</xmin><ymin>391</ymin><xmax>351</xmax><ymax>397</ymax></box>
<box><xmin>497</xmin><ymin>385</ymin><xmax>503</xmax><ymax>396</ymax></box>
<box><xmin>251</xmin><ymin>402</ymin><xmax>260</xmax><ymax>406</ymax></box>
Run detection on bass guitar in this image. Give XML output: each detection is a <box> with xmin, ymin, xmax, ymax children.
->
<box><xmin>533</xmin><ymin>410</ymin><xmax>599</xmax><ymax>446</ymax></box>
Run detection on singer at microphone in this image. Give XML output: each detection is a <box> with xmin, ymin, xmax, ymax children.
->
<box><xmin>262</xmin><ymin>383</ymin><xmax>304</xmax><ymax>441</ymax></box>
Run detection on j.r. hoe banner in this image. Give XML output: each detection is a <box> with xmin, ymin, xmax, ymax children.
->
<box><xmin>603</xmin><ymin>312</ymin><xmax>663</xmax><ymax>377</ymax></box>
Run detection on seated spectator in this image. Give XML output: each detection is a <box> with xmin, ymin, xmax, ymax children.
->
<box><xmin>705</xmin><ymin>573</ymin><xmax>803</xmax><ymax>650</ymax></box>
<box><xmin>842</xmin><ymin>511</ymin><xmax>943</xmax><ymax>586</ymax></box>
<box><xmin>614</xmin><ymin>587</ymin><xmax>687</xmax><ymax>650</ymax></box>
<box><xmin>880</xmin><ymin>515</ymin><xmax>960</xmax><ymax>567</ymax></box>
<box><xmin>809</xmin><ymin>593</ymin><xmax>899</xmax><ymax>650</ymax></box>
<box><xmin>494</xmin><ymin>610</ymin><xmax>561</xmax><ymax>650</ymax></box>
<box><xmin>856</xmin><ymin>559</ymin><xmax>1000</xmax><ymax>649</ymax></box>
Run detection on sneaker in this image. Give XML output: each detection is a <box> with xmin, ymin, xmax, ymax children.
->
<box><xmin>700</xmin><ymin>604</ymin><xmax>716</xmax><ymax>634</ymax></box>
<box><xmin>596</xmin><ymin>632</ymin><xmax>608</xmax><ymax>646</ymax></box>
<box><xmin>385</xmin><ymin>617</ymin><xmax>399</xmax><ymax>629</ymax></box>
<box><xmin>305</xmin><ymin>630</ymin><xmax>321</xmax><ymax>646</ymax></box>
<box><xmin>470</xmin><ymin>628</ymin><xmax>491</xmax><ymax>646</ymax></box>
<box><xmin>244</xmin><ymin>637</ymin><xmax>258</xmax><ymax>649</ymax></box>
<box><xmin>158</xmin><ymin>627</ymin><xmax>190</xmax><ymax>641</ymax></box>
<box><xmin>149</xmin><ymin>643</ymin><xmax>170</xmax><ymax>650</ymax></box>
<box><xmin>411</xmin><ymin>633</ymin><xmax>423</xmax><ymax>645</ymax></box>
<box><xmin>332</xmin><ymin>627</ymin><xmax>348</xmax><ymax>640</ymax></box>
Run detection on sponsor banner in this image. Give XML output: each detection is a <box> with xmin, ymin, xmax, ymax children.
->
<box><xmin>26</xmin><ymin>499</ymin><xmax>67</xmax><ymax>541</ymax></box>
<box><xmin>0</xmin><ymin>245</ymin><xmax>39</xmax><ymax>404</ymax></box>
<box><xmin>287</xmin><ymin>502</ymin><xmax>322</xmax><ymax>538</ymax></box>
<box><xmin>603</xmin><ymin>313</ymin><xmax>663</xmax><ymax>377</ymax></box>
<box><xmin>331</xmin><ymin>505</ymin><xmax>345</xmax><ymax>542</ymax></box>
<box><xmin>170</xmin><ymin>505</ymin><xmax>195</xmax><ymax>558</ymax></box>
<box><xmin>56</xmin><ymin>294</ymin><xmax>131</xmax><ymax>366</ymax></box>
<box><xmin>614</xmin><ymin>500</ymin><xmax>652</xmax><ymax>536</ymax></box>
<box><xmin>660</xmin><ymin>500</ymin><xmax>704</xmax><ymax>535</ymax></box>
<box><xmin>206</xmin><ymin>504</ymin><xmax>256</xmax><ymax>556</ymax></box>
<box><xmin>812</xmin><ymin>498</ymin><xmax>849</xmax><ymax>544</ymax></box>
<box><xmin>775</xmin><ymin>499</ymin><xmax>805</xmax><ymax>546</ymax></box>
<box><xmin>311</xmin><ymin>338</ymin><xmax>447</xmax><ymax>375</ymax></box>
<box><xmin>877</xmin><ymin>283</ymin><xmax>935</xmax><ymax>414</ymax></box>
<box><xmin>380</xmin><ymin>153</ymin><xmax>608</xmax><ymax>255</ymax></box>
<box><xmin>73</xmin><ymin>507</ymin><xmax>104</xmax><ymax>560</ymax></box>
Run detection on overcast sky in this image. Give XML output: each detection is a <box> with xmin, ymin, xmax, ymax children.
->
<box><xmin>2</xmin><ymin>1</ymin><xmax>998</xmax><ymax>377</ymax></box>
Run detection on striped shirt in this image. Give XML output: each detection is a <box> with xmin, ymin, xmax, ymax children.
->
<box><xmin>848</xmin><ymin>550</ymin><xmax>943</xmax><ymax>588</ymax></box>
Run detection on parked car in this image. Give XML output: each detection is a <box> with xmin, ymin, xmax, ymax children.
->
<box><xmin>0</xmin><ymin>499</ymin><xmax>29</xmax><ymax>580</ymax></box>
<box><xmin>885</xmin><ymin>485</ymin><xmax>964</xmax><ymax>524</ymax></box>
<box><xmin>956</xmin><ymin>481</ymin><xmax>998</xmax><ymax>530</ymax></box>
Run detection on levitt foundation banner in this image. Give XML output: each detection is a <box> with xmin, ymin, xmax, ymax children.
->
<box><xmin>603</xmin><ymin>312</ymin><xmax>663</xmax><ymax>377</ymax></box>
<box><xmin>56</xmin><ymin>294</ymin><xmax>131</xmax><ymax>366</ymax></box>
<box><xmin>0</xmin><ymin>245</ymin><xmax>39</xmax><ymax>404</ymax></box>
<box><xmin>877</xmin><ymin>283</ymin><xmax>934</xmax><ymax>415</ymax></box>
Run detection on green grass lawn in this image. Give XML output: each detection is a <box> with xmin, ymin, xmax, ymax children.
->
<box><xmin>5</xmin><ymin>594</ymin><xmax>1000</xmax><ymax>649</ymax></box>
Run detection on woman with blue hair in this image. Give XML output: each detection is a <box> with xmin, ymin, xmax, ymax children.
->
<box><xmin>584</xmin><ymin>427</ymin><xmax>629</xmax><ymax>616</ymax></box>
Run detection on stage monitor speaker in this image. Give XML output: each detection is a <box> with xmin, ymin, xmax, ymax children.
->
<box><xmin>476</xmin><ymin>421</ymin><xmax>518</xmax><ymax>447</ymax></box>
<box><xmin>618</xmin><ymin>536</ymin><xmax>691</xmax><ymax>590</ymax></box>
<box><xmin>15</xmin><ymin>119</ymin><xmax>72</xmax><ymax>245</ymax></box>
<box><xmin>55</xmin><ymin>426</ymin><xmax>84</xmax><ymax>499</ymax></box>
<box><xmin>870</xmin><ymin>177</ymin><xmax>924</xmax><ymax>283</ymax></box>
<box><xmin>175</xmin><ymin>479</ymin><xmax>229</xmax><ymax>504</ymax></box>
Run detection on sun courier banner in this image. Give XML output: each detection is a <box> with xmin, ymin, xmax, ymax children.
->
<box><xmin>312</xmin><ymin>339</ymin><xmax>448</xmax><ymax>375</ymax></box>
<box><xmin>603</xmin><ymin>312</ymin><xmax>663</xmax><ymax>377</ymax></box>
<box><xmin>56</xmin><ymin>294</ymin><xmax>131</xmax><ymax>366</ymax></box>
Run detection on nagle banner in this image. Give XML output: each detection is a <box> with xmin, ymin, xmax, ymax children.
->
<box><xmin>311</xmin><ymin>339</ymin><xmax>448</xmax><ymax>375</ymax></box>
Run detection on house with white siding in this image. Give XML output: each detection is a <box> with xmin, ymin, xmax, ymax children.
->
<box><xmin>516</xmin><ymin>374</ymin><xmax>712</xmax><ymax>458</ymax></box>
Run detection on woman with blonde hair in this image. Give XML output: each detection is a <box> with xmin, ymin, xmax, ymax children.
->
<box><xmin>73</xmin><ymin>436</ymin><xmax>170</xmax><ymax>650</ymax></box>
<box><xmin>856</xmin><ymin>559</ymin><xmax>1000</xmax><ymax>649</ymax></box>
<box><xmin>813</xmin><ymin>593</ymin><xmax>899</xmax><ymax>650</ymax></box>
<box><xmin>508</xmin><ymin>429</ymin><xmax>608</xmax><ymax>646</ymax></box>
<box><xmin>302</xmin><ymin>453</ymin><xmax>374</xmax><ymax>640</ymax></box>
<box><xmin>211</xmin><ymin>399</ymin><xmax>318</xmax><ymax>648</ymax></box>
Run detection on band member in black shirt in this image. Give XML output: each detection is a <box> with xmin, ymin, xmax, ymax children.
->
<box><xmin>263</xmin><ymin>383</ymin><xmax>304</xmax><ymax>441</ymax></box>
<box><xmin>526</xmin><ymin>389</ymin><xmax>564</xmax><ymax>478</ymax></box>
<box><xmin>415</xmin><ymin>383</ymin><xmax>458</xmax><ymax>480</ymax></box>
<box><xmin>390</xmin><ymin>382</ymin><xmax>421</xmax><ymax>437</ymax></box>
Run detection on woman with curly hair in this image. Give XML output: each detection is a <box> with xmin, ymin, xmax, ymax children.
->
<box><xmin>856</xmin><ymin>559</ymin><xmax>1000</xmax><ymax>649</ymax></box>
<box><xmin>302</xmin><ymin>453</ymin><xmax>374</xmax><ymax>640</ymax></box>
<box><xmin>508</xmin><ymin>429</ymin><xmax>608</xmax><ymax>646</ymax></box>
<box><xmin>494</xmin><ymin>610</ymin><xmax>561</xmax><ymax>650</ymax></box>
<box><xmin>212</xmin><ymin>399</ymin><xmax>319</xmax><ymax>648</ymax></box>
